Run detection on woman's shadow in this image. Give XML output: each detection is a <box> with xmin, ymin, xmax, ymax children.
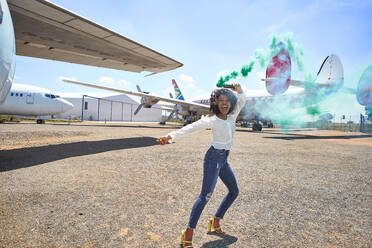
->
<box><xmin>201</xmin><ymin>232</ymin><xmax>238</xmax><ymax>247</ymax></box>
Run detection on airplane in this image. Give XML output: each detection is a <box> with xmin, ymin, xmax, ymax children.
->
<box><xmin>0</xmin><ymin>0</ymin><xmax>182</xmax><ymax>123</ymax></box>
<box><xmin>0</xmin><ymin>83</ymin><xmax>74</xmax><ymax>123</ymax></box>
<box><xmin>147</xmin><ymin>79</ymin><xmax>209</xmax><ymax>124</ymax></box>
<box><xmin>62</xmin><ymin>47</ymin><xmax>372</xmax><ymax>131</ymax></box>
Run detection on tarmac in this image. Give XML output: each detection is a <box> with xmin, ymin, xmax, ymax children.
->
<box><xmin>1</xmin><ymin>122</ymin><xmax>371</xmax><ymax>247</ymax></box>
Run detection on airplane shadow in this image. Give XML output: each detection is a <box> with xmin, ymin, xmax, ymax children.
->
<box><xmin>201</xmin><ymin>233</ymin><xmax>238</xmax><ymax>248</ymax></box>
<box><xmin>1</xmin><ymin>122</ymin><xmax>182</xmax><ymax>130</ymax></box>
<box><xmin>263</xmin><ymin>134</ymin><xmax>372</xmax><ymax>140</ymax></box>
<box><xmin>236</xmin><ymin>128</ymin><xmax>317</xmax><ymax>133</ymax></box>
<box><xmin>0</xmin><ymin>136</ymin><xmax>158</xmax><ymax>172</ymax></box>
<box><xmin>56</xmin><ymin>123</ymin><xmax>182</xmax><ymax>129</ymax></box>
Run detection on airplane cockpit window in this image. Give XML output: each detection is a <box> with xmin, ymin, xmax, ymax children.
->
<box><xmin>55</xmin><ymin>95</ymin><xmax>60</xmax><ymax>98</ymax></box>
<box><xmin>45</xmin><ymin>94</ymin><xmax>58</xmax><ymax>99</ymax></box>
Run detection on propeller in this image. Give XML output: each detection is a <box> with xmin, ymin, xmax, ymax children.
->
<box><xmin>137</xmin><ymin>85</ymin><xmax>149</xmax><ymax>94</ymax></box>
<box><xmin>134</xmin><ymin>104</ymin><xmax>143</xmax><ymax>115</ymax></box>
<box><xmin>134</xmin><ymin>84</ymin><xmax>150</xmax><ymax>115</ymax></box>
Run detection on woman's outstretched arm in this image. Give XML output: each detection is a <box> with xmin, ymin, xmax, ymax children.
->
<box><xmin>157</xmin><ymin>115</ymin><xmax>213</xmax><ymax>145</ymax></box>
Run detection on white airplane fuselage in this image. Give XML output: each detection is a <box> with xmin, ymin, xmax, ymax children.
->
<box><xmin>0</xmin><ymin>0</ymin><xmax>15</xmax><ymax>103</ymax></box>
<box><xmin>0</xmin><ymin>83</ymin><xmax>73</xmax><ymax>116</ymax></box>
<box><xmin>0</xmin><ymin>0</ymin><xmax>73</xmax><ymax>117</ymax></box>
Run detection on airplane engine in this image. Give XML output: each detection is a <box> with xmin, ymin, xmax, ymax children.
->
<box><xmin>315</xmin><ymin>54</ymin><xmax>344</xmax><ymax>91</ymax></box>
<box><xmin>265</xmin><ymin>47</ymin><xmax>291</xmax><ymax>95</ymax></box>
<box><xmin>356</xmin><ymin>64</ymin><xmax>372</xmax><ymax>106</ymax></box>
<box><xmin>141</xmin><ymin>96</ymin><xmax>159</xmax><ymax>108</ymax></box>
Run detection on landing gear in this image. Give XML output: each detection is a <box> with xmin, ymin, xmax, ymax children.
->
<box><xmin>267</xmin><ymin>122</ymin><xmax>274</xmax><ymax>128</ymax></box>
<box><xmin>241</xmin><ymin>121</ymin><xmax>249</xmax><ymax>128</ymax></box>
<box><xmin>184</xmin><ymin>112</ymin><xmax>197</xmax><ymax>126</ymax></box>
<box><xmin>184</xmin><ymin>118</ymin><xmax>192</xmax><ymax>126</ymax></box>
<box><xmin>252</xmin><ymin>122</ymin><xmax>262</xmax><ymax>131</ymax></box>
<box><xmin>36</xmin><ymin>119</ymin><xmax>45</xmax><ymax>124</ymax></box>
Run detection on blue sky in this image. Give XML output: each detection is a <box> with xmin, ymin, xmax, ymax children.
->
<box><xmin>14</xmin><ymin>0</ymin><xmax>372</xmax><ymax>120</ymax></box>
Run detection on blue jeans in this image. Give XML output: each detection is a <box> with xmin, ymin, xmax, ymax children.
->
<box><xmin>188</xmin><ymin>146</ymin><xmax>239</xmax><ymax>229</ymax></box>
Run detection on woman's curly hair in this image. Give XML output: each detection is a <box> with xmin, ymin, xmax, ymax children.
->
<box><xmin>210</xmin><ymin>88</ymin><xmax>237</xmax><ymax>115</ymax></box>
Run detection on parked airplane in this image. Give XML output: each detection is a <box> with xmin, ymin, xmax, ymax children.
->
<box><xmin>0</xmin><ymin>83</ymin><xmax>73</xmax><ymax>123</ymax></box>
<box><xmin>62</xmin><ymin>47</ymin><xmax>372</xmax><ymax>131</ymax></box>
<box><xmin>0</xmin><ymin>0</ymin><xmax>182</xmax><ymax>122</ymax></box>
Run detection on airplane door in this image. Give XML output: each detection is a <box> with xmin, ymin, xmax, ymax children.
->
<box><xmin>26</xmin><ymin>93</ymin><xmax>34</xmax><ymax>104</ymax></box>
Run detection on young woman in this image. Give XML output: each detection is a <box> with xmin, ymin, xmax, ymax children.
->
<box><xmin>157</xmin><ymin>83</ymin><xmax>246</xmax><ymax>248</ymax></box>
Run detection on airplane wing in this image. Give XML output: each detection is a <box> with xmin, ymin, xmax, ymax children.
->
<box><xmin>8</xmin><ymin>0</ymin><xmax>183</xmax><ymax>73</ymax></box>
<box><xmin>62</xmin><ymin>78</ymin><xmax>210</xmax><ymax>113</ymax></box>
<box><xmin>262</xmin><ymin>78</ymin><xmax>357</xmax><ymax>95</ymax></box>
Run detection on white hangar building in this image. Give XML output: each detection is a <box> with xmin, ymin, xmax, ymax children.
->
<box><xmin>56</xmin><ymin>94</ymin><xmax>163</xmax><ymax>122</ymax></box>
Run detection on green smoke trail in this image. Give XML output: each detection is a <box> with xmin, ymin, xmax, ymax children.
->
<box><xmin>217</xmin><ymin>32</ymin><xmax>339</xmax><ymax>129</ymax></box>
<box><xmin>216</xmin><ymin>32</ymin><xmax>307</xmax><ymax>87</ymax></box>
<box><xmin>216</xmin><ymin>61</ymin><xmax>255</xmax><ymax>87</ymax></box>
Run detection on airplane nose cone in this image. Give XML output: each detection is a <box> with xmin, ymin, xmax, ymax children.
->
<box><xmin>60</xmin><ymin>99</ymin><xmax>74</xmax><ymax>112</ymax></box>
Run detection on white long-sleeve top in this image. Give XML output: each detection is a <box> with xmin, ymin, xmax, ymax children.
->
<box><xmin>168</xmin><ymin>91</ymin><xmax>246</xmax><ymax>150</ymax></box>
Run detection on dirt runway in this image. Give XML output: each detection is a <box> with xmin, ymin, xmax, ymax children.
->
<box><xmin>1</xmin><ymin>122</ymin><xmax>371</xmax><ymax>247</ymax></box>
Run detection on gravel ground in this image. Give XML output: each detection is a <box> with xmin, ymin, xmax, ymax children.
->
<box><xmin>0</xmin><ymin>122</ymin><xmax>371</xmax><ymax>248</ymax></box>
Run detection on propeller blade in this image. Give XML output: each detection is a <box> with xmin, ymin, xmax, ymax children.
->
<box><xmin>136</xmin><ymin>85</ymin><xmax>142</xmax><ymax>92</ymax></box>
<box><xmin>134</xmin><ymin>104</ymin><xmax>143</xmax><ymax>115</ymax></box>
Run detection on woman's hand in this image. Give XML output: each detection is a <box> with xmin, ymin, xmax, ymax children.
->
<box><xmin>232</xmin><ymin>83</ymin><xmax>243</xmax><ymax>93</ymax></box>
<box><xmin>157</xmin><ymin>135</ymin><xmax>172</xmax><ymax>145</ymax></box>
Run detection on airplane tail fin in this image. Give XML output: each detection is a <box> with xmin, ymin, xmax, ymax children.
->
<box><xmin>172</xmin><ymin>79</ymin><xmax>185</xmax><ymax>100</ymax></box>
<box><xmin>262</xmin><ymin>54</ymin><xmax>345</xmax><ymax>92</ymax></box>
<box><xmin>264</xmin><ymin>44</ymin><xmax>291</xmax><ymax>95</ymax></box>
<box><xmin>315</xmin><ymin>54</ymin><xmax>344</xmax><ymax>89</ymax></box>
<box><xmin>356</xmin><ymin>64</ymin><xmax>372</xmax><ymax>106</ymax></box>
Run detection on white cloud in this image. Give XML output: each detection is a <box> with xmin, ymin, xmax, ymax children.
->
<box><xmin>216</xmin><ymin>70</ymin><xmax>229</xmax><ymax>80</ymax></box>
<box><xmin>178</xmin><ymin>74</ymin><xmax>195</xmax><ymax>83</ymax></box>
<box><xmin>99</xmin><ymin>76</ymin><xmax>115</xmax><ymax>84</ymax></box>
<box><xmin>117</xmin><ymin>79</ymin><xmax>130</xmax><ymax>88</ymax></box>
<box><xmin>187</xmin><ymin>83</ymin><xmax>196</xmax><ymax>88</ymax></box>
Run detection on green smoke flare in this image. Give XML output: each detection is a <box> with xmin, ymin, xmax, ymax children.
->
<box><xmin>216</xmin><ymin>32</ymin><xmax>307</xmax><ymax>88</ymax></box>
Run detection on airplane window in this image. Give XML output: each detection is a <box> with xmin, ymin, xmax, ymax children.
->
<box><xmin>20</xmin><ymin>93</ymin><xmax>23</xmax><ymax>97</ymax></box>
<box><xmin>11</xmin><ymin>93</ymin><xmax>13</xmax><ymax>96</ymax></box>
<box><xmin>51</xmin><ymin>94</ymin><xmax>56</xmax><ymax>99</ymax></box>
<box><xmin>45</xmin><ymin>94</ymin><xmax>51</xmax><ymax>98</ymax></box>
<box><xmin>15</xmin><ymin>93</ymin><xmax>18</xmax><ymax>96</ymax></box>
<box><xmin>55</xmin><ymin>95</ymin><xmax>60</xmax><ymax>98</ymax></box>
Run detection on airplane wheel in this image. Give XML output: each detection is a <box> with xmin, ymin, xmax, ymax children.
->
<box><xmin>252</xmin><ymin>123</ymin><xmax>262</xmax><ymax>131</ymax></box>
<box><xmin>252</xmin><ymin>123</ymin><xmax>257</xmax><ymax>131</ymax></box>
<box><xmin>241</xmin><ymin>121</ymin><xmax>249</xmax><ymax>128</ymax></box>
<box><xmin>257</xmin><ymin>124</ymin><xmax>262</xmax><ymax>131</ymax></box>
<box><xmin>36</xmin><ymin>119</ymin><xmax>45</xmax><ymax>124</ymax></box>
